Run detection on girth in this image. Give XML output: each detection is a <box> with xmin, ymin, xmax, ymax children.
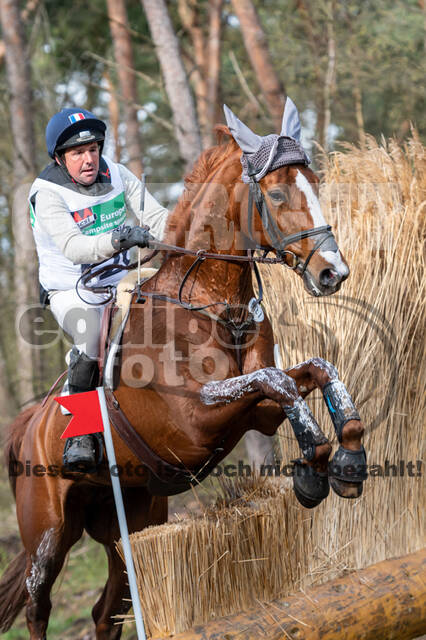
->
<box><xmin>105</xmin><ymin>388</ymin><xmax>227</xmax><ymax>496</ymax></box>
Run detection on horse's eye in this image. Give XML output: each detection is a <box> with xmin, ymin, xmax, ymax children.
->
<box><xmin>268</xmin><ymin>189</ymin><xmax>288</xmax><ymax>204</ymax></box>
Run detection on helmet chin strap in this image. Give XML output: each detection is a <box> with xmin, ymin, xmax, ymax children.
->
<box><xmin>55</xmin><ymin>153</ymin><xmax>76</xmax><ymax>183</ymax></box>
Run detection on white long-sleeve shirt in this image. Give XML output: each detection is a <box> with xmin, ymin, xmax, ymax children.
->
<box><xmin>33</xmin><ymin>163</ymin><xmax>168</xmax><ymax>265</ymax></box>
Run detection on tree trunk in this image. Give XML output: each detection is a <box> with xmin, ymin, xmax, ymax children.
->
<box><xmin>103</xmin><ymin>70</ymin><xmax>122</xmax><ymax>162</ymax></box>
<box><xmin>106</xmin><ymin>0</ymin><xmax>143</xmax><ymax>176</ymax></box>
<box><xmin>140</xmin><ymin>0</ymin><xmax>202</xmax><ymax>170</ymax></box>
<box><xmin>323</xmin><ymin>0</ymin><xmax>336</xmax><ymax>151</ymax></box>
<box><xmin>0</xmin><ymin>0</ymin><xmax>39</xmax><ymax>66</ymax></box>
<box><xmin>163</xmin><ymin>548</ymin><xmax>426</xmax><ymax>640</ymax></box>
<box><xmin>296</xmin><ymin>0</ymin><xmax>326</xmax><ymax>147</ymax></box>
<box><xmin>353</xmin><ymin>79</ymin><xmax>365</xmax><ymax>147</ymax></box>
<box><xmin>206</xmin><ymin>0</ymin><xmax>223</xmax><ymax>143</ymax></box>
<box><xmin>0</xmin><ymin>0</ymin><xmax>38</xmax><ymax>405</ymax></box>
<box><xmin>0</xmin><ymin>350</ymin><xmax>17</xmax><ymax>429</ymax></box>
<box><xmin>178</xmin><ymin>0</ymin><xmax>209</xmax><ymax>148</ymax></box>
<box><xmin>230</xmin><ymin>0</ymin><xmax>286</xmax><ymax>131</ymax></box>
<box><xmin>178</xmin><ymin>0</ymin><xmax>223</xmax><ymax>149</ymax></box>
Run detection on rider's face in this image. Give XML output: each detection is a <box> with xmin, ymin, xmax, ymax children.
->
<box><xmin>62</xmin><ymin>142</ymin><xmax>100</xmax><ymax>185</ymax></box>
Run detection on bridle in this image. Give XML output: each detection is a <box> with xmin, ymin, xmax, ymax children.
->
<box><xmin>76</xmin><ymin>169</ymin><xmax>337</xmax><ymax>368</ymax></box>
<box><xmin>247</xmin><ymin>176</ymin><xmax>335</xmax><ymax>275</ymax></box>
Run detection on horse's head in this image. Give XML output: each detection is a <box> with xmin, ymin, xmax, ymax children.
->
<box><xmin>224</xmin><ymin>99</ymin><xmax>349</xmax><ymax>296</ymax></box>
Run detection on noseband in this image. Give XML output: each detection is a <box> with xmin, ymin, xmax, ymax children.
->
<box><xmin>247</xmin><ymin>178</ymin><xmax>336</xmax><ymax>275</ymax></box>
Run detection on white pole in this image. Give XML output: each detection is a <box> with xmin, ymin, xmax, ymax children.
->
<box><xmin>137</xmin><ymin>173</ymin><xmax>146</xmax><ymax>287</ymax></box>
<box><xmin>97</xmin><ymin>386</ymin><xmax>147</xmax><ymax>640</ymax></box>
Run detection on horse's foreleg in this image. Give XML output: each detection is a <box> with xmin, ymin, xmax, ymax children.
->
<box><xmin>201</xmin><ymin>367</ymin><xmax>331</xmax><ymax>507</ymax></box>
<box><xmin>286</xmin><ymin>358</ymin><xmax>367</xmax><ymax>498</ymax></box>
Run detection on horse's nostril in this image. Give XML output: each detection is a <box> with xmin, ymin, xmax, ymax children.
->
<box><xmin>319</xmin><ymin>268</ymin><xmax>340</xmax><ymax>287</ymax></box>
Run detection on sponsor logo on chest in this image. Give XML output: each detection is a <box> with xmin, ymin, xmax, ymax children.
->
<box><xmin>71</xmin><ymin>207</ymin><xmax>97</xmax><ymax>230</ymax></box>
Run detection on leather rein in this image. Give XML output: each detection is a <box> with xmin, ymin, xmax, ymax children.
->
<box><xmin>77</xmin><ymin>178</ymin><xmax>336</xmax><ymax>306</ymax></box>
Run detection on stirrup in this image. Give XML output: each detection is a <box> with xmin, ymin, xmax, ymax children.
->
<box><xmin>292</xmin><ymin>459</ymin><xmax>330</xmax><ymax>509</ymax></box>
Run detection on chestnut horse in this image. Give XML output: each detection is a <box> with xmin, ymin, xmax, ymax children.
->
<box><xmin>0</xmin><ymin>101</ymin><xmax>366</xmax><ymax>639</ymax></box>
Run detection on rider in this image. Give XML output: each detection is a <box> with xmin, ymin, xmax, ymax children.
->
<box><xmin>29</xmin><ymin>107</ymin><xmax>168</xmax><ymax>472</ymax></box>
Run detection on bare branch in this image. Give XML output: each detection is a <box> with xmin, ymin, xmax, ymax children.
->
<box><xmin>89</xmin><ymin>81</ymin><xmax>173</xmax><ymax>131</ymax></box>
<box><xmin>229</xmin><ymin>50</ymin><xmax>264</xmax><ymax>115</ymax></box>
<box><xmin>84</xmin><ymin>50</ymin><xmax>161</xmax><ymax>88</ymax></box>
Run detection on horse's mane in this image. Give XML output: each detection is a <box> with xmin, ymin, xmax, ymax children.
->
<box><xmin>165</xmin><ymin>126</ymin><xmax>240</xmax><ymax>243</ymax></box>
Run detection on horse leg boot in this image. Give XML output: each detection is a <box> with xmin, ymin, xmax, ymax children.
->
<box><xmin>286</xmin><ymin>358</ymin><xmax>366</xmax><ymax>498</ymax></box>
<box><xmin>201</xmin><ymin>367</ymin><xmax>331</xmax><ymax>508</ymax></box>
<box><xmin>322</xmin><ymin>379</ymin><xmax>367</xmax><ymax>498</ymax></box>
<box><xmin>62</xmin><ymin>345</ymin><xmax>99</xmax><ymax>472</ymax></box>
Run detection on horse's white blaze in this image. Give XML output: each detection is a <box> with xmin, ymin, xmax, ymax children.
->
<box><xmin>319</xmin><ymin>249</ymin><xmax>349</xmax><ymax>277</ymax></box>
<box><xmin>295</xmin><ymin>169</ymin><xmax>348</xmax><ymax>277</ymax></box>
<box><xmin>295</xmin><ymin>169</ymin><xmax>326</xmax><ymax>227</ymax></box>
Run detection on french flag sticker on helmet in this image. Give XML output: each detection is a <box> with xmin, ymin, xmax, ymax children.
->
<box><xmin>68</xmin><ymin>112</ymin><xmax>86</xmax><ymax>124</ymax></box>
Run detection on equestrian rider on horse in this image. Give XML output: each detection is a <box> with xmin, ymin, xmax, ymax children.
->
<box><xmin>29</xmin><ymin>108</ymin><xmax>168</xmax><ymax>472</ymax></box>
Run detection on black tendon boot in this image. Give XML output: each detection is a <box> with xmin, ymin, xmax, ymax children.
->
<box><xmin>62</xmin><ymin>346</ymin><xmax>99</xmax><ymax>472</ymax></box>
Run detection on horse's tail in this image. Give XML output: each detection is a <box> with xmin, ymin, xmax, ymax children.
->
<box><xmin>0</xmin><ymin>549</ymin><xmax>27</xmax><ymax>632</ymax></box>
<box><xmin>0</xmin><ymin>407</ymin><xmax>36</xmax><ymax>630</ymax></box>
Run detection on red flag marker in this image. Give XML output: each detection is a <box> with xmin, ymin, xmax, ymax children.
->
<box><xmin>55</xmin><ymin>390</ymin><xmax>104</xmax><ymax>439</ymax></box>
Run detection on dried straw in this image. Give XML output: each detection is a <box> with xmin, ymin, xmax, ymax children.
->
<box><xmin>119</xmin><ymin>477</ymin><xmax>310</xmax><ymax>637</ymax></box>
<box><xmin>118</xmin><ymin>133</ymin><xmax>425</xmax><ymax>637</ymax></box>
<box><xmin>263</xmin><ymin>131</ymin><xmax>425</xmax><ymax>574</ymax></box>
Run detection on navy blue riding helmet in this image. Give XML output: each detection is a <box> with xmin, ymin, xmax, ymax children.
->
<box><xmin>45</xmin><ymin>108</ymin><xmax>106</xmax><ymax>158</ymax></box>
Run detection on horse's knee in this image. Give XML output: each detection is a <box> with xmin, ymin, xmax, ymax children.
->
<box><xmin>25</xmin><ymin>529</ymin><xmax>57</xmax><ymax>602</ymax></box>
<box><xmin>308</xmin><ymin>358</ymin><xmax>338</xmax><ymax>388</ymax></box>
<box><xmin>254</xmin><ymin>367</ymin><xmax>299</xmax><ymax>404</ymax></box>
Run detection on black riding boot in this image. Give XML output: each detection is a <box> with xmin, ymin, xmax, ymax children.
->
<box><xmin>62</xmin><ymin>346</ymin><xmax>99</xmax><ymax>472</ymax></box>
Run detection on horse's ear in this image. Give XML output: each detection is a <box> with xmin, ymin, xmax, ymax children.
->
<box><xmin>223</xmin><ymin>104</ymin><xmax>262</xmax><ymax>154</ymax></box>
<box><xmin>280</xmin><ymin>96</ymin><xmax>301</xmax><ymax>142</ymax></box>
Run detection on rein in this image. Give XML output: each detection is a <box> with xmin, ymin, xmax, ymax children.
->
<box><xmin>76</xmin><ymin>177</ymin><xmax>336</xmax><ymax>366</ymax></box>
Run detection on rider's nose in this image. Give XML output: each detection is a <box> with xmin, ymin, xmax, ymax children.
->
<box><xmin>319</xmin><ymin>267</ymin><xmax>345</xmax><ymax>287</ymax></box>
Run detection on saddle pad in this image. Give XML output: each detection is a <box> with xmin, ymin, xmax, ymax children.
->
<box><xmin>110</xmin><ymin>268</ymin><xmax>158</xmax><ymax>339</ymax></box>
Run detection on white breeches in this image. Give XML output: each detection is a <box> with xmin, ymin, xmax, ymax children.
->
<box><xmin>49</xmin><ymin>289</ymin><xmax>109</xmax><ymax>359</ymax></box>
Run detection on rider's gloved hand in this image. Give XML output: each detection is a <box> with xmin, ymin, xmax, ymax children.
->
<box><xmin>111</xmin><ymin>225</ymin><xmax>154</xmax><ymax>251</ymax></box>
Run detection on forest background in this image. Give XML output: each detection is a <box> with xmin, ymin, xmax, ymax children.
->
<box><xmin>0</xmin><ymin>1</ymin><xmax>424</xmax><ymax>637</ymax></box>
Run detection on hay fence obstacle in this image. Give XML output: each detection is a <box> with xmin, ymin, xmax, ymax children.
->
<box><xmin>150</xmin><ymin>548</ymin><xmax>426</xmax><ymax>640</ymax></box>
<box><xmin>118</xmin><ymin>478</ymin><xmax>425</xmax><ymax>639</ymax></box>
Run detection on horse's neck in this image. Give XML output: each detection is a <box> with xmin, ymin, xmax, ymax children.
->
<box><xmin>162</xmin><ymin>179</ymin><xmax>253</xmax><ymax>305</ymax></box>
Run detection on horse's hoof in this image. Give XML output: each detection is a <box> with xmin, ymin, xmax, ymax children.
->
<box><xmin>329</xmin><ymin>477</ymin><xmax>363</xmax><ymax>499</ymax></box>
<box><xmin>329</xmin><ymin>445</ymin><xmax>367</xmax><ymax>499</ymax></box>
<box><xmin>292</xmin><ymin>459</ymin><xmax>330</xmax><ymax>509</ymax></box>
